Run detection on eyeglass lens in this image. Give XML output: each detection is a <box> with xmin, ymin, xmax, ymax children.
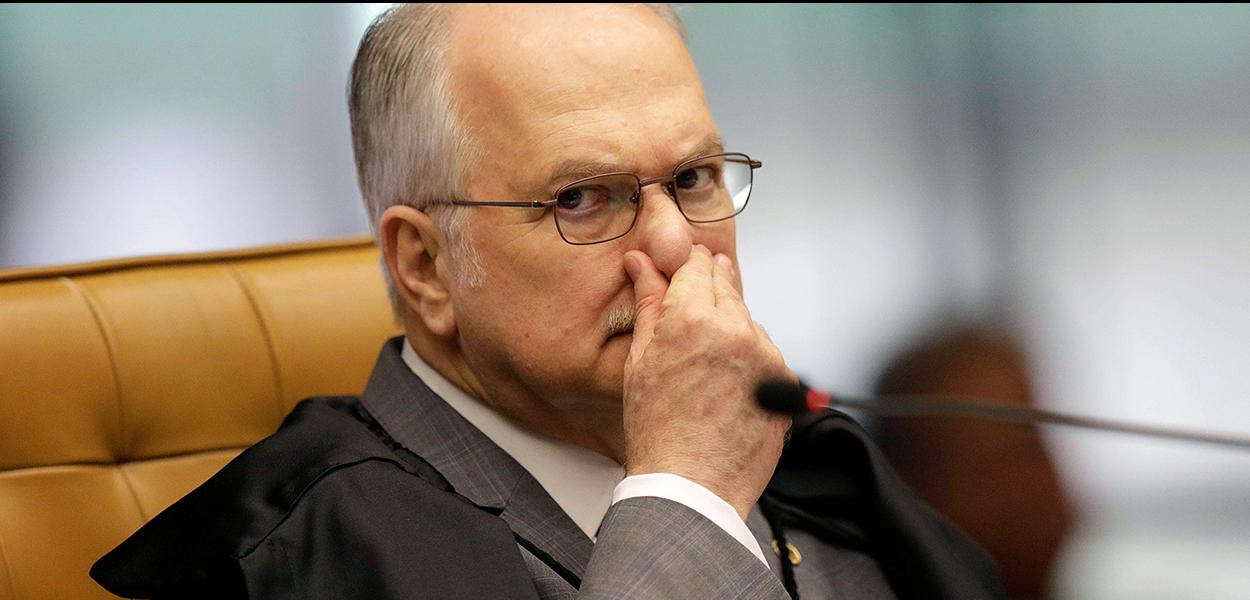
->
<box><xmin>554</xmin><ymin>154</ymin><xmax>754</xmax><ymax>244</ymax></box>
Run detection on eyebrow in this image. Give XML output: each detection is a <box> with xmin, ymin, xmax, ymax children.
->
<box><xmin>525</xmin><ymin>135</ymin><xmax>725</xmax><ymax>199</ymax></box>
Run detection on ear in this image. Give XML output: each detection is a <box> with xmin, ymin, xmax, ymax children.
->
<box><xmin>379</xmin><ymin>205</ymin><xmax>458</xmax><ymax>338</ymax></box>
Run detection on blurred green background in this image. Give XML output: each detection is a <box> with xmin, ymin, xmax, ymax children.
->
<box><xmin>2</xmin><ymin>5</ymin><xmax>1248</xmax><ymax>598</ymax></box>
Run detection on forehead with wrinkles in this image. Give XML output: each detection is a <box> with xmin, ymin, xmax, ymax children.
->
<box><xmin>446</xmin><ymin>4</ymin><xmax>712</xmax><ymax>190</ymax></box>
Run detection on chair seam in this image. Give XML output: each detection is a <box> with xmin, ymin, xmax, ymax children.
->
<box><xmin>227</xmin><ymin>265</ymin><xmax>287</xmax><ymax>425</ymax></box>
<box><xmin>114</xmin><ymin>463</ymin><xmax>151</xmax><ymax>522</ymax></box>
<box><xmin>61</xmin><ymin>277</ymin><xmax>129</xmax><ymax>462</ymax></box>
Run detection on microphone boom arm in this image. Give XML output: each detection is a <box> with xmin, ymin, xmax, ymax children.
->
<box><xmin>758</xmin><ymin>381</ymin><xmax>1250</xmax><ymax>451</ymax></box>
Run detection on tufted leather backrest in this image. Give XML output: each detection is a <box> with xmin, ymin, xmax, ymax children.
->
<box><xmin>0</xmin><ymin>237</ymin><xmax>400</xmax><ymax>600</ymax></box>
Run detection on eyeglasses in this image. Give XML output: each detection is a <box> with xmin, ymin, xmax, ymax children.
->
<box><xmin>451</xmin><ymin>152</ymin><xmax>762</xmax><ymax>245</ymax></box>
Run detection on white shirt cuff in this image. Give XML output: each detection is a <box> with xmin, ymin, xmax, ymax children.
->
<box><xmin>611</xmin><ymin>472</ymin><xmax>769</xmax><ymax>566</ymax></box>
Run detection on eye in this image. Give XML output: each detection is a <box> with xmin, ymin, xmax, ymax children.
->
<box><xmin>556</xmin><ymin>184</ymin><xmax>610</xmax><ymax>215</ymax></box>
<box><xmin>556</xmin><ymin>187</ymin><xmax>584</xmax><ymax>210</ymax></box>
<box><xmin>675</xmin><ymin>166</ymin><xmax>716</xmax><ymax>191</ymax></box>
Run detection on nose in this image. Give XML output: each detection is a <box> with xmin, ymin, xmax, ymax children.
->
<box><xmin>630</xmin><ymin>184</ymin><xmax>692</xmax><ymax>279</ymax></box>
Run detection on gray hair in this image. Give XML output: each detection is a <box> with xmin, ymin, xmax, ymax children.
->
<box><xmin>348</xmin><ymin>4</ymin><xmax>687</xmax><ymax>316</ymax></box>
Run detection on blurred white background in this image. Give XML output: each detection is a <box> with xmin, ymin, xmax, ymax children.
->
<box><xmin>2</xmin><ymin>5</ymin><xmax>1248</xmax><ymax>598</ymax></box>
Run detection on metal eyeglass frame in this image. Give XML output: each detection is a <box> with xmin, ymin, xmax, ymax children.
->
<box><xmin>450</xmin><ymin>152</ymin><xmax>762</xmax><ymax>245</ymax></box>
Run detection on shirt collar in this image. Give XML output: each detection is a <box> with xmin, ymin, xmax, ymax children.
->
<box><xmin>400</xmin><ymin>339</ymin><xmax>624</xmax><ymax>540</ymax></box>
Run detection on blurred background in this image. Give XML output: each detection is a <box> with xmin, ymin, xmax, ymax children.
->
<box><xmin>2</xmin><ymin>4</ymin><xmax>1248</xmax><ymax>598</ymax></box>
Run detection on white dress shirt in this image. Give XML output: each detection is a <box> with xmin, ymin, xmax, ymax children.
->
<box><xmin>401</xmin><ymin>340</ymin><xmax>768</xmax><ymax>565</ymax></box>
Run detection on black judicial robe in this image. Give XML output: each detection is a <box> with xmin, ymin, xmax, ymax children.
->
<box><xmin>91</xmin><ymin>396</ymin><xmax>1003</xmax><ymax>599</ymax></box>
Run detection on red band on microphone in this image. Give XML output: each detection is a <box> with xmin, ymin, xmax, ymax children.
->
<box><xmin>805</xmin><ymin>388</ymin><xmax>830</xmax><ymax>412</ymax></box>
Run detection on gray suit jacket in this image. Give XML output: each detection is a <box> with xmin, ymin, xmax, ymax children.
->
<box><xmin>94</xmin><ymin>338</ymin><xmax>997</xmax><ymax>599</ymax></box>
<box><xmin>361</xmin><ymin>338</ymin><xmax>895</xmax><ymax>599</ymax></box>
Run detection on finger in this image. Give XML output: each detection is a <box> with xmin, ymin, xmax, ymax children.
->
<box><xmin>666</xmin><ymin>244</ymin><xmax>715</xmax><ymax>308</ymax></box>
<box><xmin>711</xmin><ymin>253</ymin><xmax>746</xmax><ymax>310</ymax></box>
<box><xmin>624</xmin><ymin>250</ymin><xmax>668</xmax><ymax>355</ymax></box>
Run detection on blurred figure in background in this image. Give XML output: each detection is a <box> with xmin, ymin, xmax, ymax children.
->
<box><xmin>875</xmin><ymin>327</ymin><xmax>1073</xmax><ymax>599</ymax></box>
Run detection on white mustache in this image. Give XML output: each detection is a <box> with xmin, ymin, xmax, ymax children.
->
<box><xmin>606</xmin><ymin>304</ymin><xmax>636</xmax><ymax>335</ymax></box>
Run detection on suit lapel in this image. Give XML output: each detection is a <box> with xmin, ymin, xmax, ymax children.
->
<box><xmin>497</xmin><ymin>476</ymin><xmax>594</xmax><ymax>579</ymax></box>
<box><xmin>360</xmin><ymin>338</ymin><xmax>593</xmax><ymax>581</ymax></box>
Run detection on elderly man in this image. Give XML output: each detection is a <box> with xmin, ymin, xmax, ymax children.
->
<box><xmin>93</xmin><ymin>5</ymin><xmax>1001</xmax><ymax>599</ymax></box>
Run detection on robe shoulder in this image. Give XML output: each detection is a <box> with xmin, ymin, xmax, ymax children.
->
<box><xmin>90</xmin><ymin>397</ymin><xmax>532</xmax><ymax>599</ymax></box>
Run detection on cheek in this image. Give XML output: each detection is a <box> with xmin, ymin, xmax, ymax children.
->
<box><xmin>695</xmin><ymin>222</ymin><xmax>738</xmax><ymax>259</ymax></box>
<box><xmin>544</xmin><ymin>256</ymin><xmax>626</xmax><ymax>323</ymax></box>
<box><xmin>483</xmin><ymin>250</ymin><xmax>624</xmax><ymax>343</ymax></box>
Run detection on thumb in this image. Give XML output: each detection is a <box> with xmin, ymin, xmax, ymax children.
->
<box><xmin>624</xmin><ymin>250</ymin><xmax>668</xmax><ymax>357</ymax></box>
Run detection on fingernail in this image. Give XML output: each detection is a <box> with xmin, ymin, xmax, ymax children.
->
<box><xmin>715</xmin><ymin>254</ymin><xmax>732</xmax><ymax>270</ymax></box>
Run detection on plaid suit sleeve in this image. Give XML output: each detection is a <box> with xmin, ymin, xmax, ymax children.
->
<box><xmin>578</xmin><ymin>496</ymin><xmax>790</xmax><ymax>599</ymax></box>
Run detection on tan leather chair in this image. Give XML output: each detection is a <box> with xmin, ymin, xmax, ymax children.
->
<box><xmin>0</xmin><ymin>237</ymin><xmax>400</xmax><ymax>600</ymax></box>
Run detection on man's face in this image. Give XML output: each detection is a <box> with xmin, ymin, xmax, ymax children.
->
<box><xmin>444</xmin><ymin>5</ymin><xmax>739</xmax><ymax>434</ymax></box>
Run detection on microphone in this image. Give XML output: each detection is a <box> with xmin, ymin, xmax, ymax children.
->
<box><xmin>757</xmin><ymin>379</ymin><xmax>1250</xmax><ymax>451</ymax></box>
